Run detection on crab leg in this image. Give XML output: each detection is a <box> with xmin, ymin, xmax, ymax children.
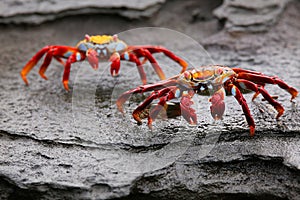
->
<box><xmin>38</xmin><ymin>50</ymin><xmax>54</xmax><ymax>80</ymax></box>
<box><xmin>38</xmin><ymin>53</ymin><xmax>68</xmax><ymax>80</ymax></box>
<box><xmin>133</xmin><ymin>86</ymin><xmax>177</xmax><ymax>128</ymax></box>
<box><xmin>127</xmin><ymin>48</ymin><xmax>165</xmax><ymax>81</ymax></box>
<box><xmin>232</xmin><ymin>68</ymin><xmax>263</xmax><ymax>75</ymax></box>
<box><xmin>226</xmin><ymin>83</ymin><xmax>255</xmax><ymax>136</ymax></box>
<box><xmin>21</xmin><ymin>46</ymin><xmax>51</xmax><ymax>85</ymax></box>
<box><xmin>232</xmin><ymin>68</ymin><xmax>265</xmax><ymax>100</ymax></box>
<box><xmin>135</xmin><ymin>48</ymin><xmax>166</xmax><ymax>80</ymax></box>
<box><xmin>21</xmin><ymin>46</ymin><xmax>80</xmax><ymax>86</ymax></box>
<box><xmin>62</xmin><ymin>51</ymin><xmax>86</xmax><ymax>91</ymax></box>
<box><xmin>133</xmin><ymin>87</ymin><xmax>197</xmax><ymax>127</ymax></box>
<box><xmin>236</xmin><ymin>72</ymin><xmax>298</xmax><ymax>100</ymax></box>
<box><xmin>116</xmin><ymin>79</ymin><xmax>178</xmax><ymax>114</ymax></box>
<box><xmin>234</xmin><ymin>79</ymin><xmax>284</xmax><ymax>119</ymax></box>
<box><xmin>54</xmin><ymin>57</ymin><xmax>66</xmax><ymax>66</ymax></box>
<box><xmin>130</xmin><ymin>45</ymin><xmax>188</xmax><ymax>73</ymax></box>
<box><xmin>120</xmin><ymin>52</ymin><xmax>147</xmax><ymax>84</ymax></box>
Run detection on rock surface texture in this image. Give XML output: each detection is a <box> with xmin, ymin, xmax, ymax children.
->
<box><xmin>0</xmin><ymin>0</ymin><xmax>299</xmax><ymax>199</ymax></box>
<box><xmin>213</xmin><ymin>0</ymin><xmax>291</xmax><ymax>32</ymax></box>
<box><xmin>0</xmin><ymin>0</ymin><xmax>165</xmax><ymax>24</ymax></box>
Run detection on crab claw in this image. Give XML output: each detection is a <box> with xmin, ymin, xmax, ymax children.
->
<box><xmin>86</xmin><ymin>49</ymin><xmax>99</xmax><ymax>70</ymax></box>
<box><xmin>209</xmin><ymin>88</ymin><xmax>225</xmax><ymax>120</ymax></box>
<box><xmin>110</xmin><ymin>52</ymin><xmax>121</xmax><ymax>77</ymax></box>
<box><xmin>180</xmin><ymin>95</ymin><xmax>197</xmax><ymax>125</ymax></box>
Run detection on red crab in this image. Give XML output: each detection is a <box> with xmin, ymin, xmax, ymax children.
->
<box><xmin>20</xmin><ymin>34</ymin><xmax>188</xmax><ymax>90</ymax></box>
<box><xmin>116</xmin><ymin>65</ymin><xmax>298</xmax><ymax>136</ymax></box>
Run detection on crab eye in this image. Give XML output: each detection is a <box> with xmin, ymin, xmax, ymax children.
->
<box><xmin>85</xmin><ymin>34</ymin><xmax>91</xmax><ymax>42</ymax></box>
<box><xmin>183</xmin><ymin>71</ymin><xmax>192</xmax><ymax>80</ymax></box>
<box><xmin>217</xmin><ymin>68</ymin><xmax>223</xmax><ymax>75</ymax></box>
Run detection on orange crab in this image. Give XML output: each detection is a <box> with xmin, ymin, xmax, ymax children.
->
<box><xmin>116</xmin><ymin>65</ymin><xmax>298</xmax><ymax>136</ymax></box>
<box><xmin>20</xmin><ymin>34</ymin><xmax>188</xmax><ymax>90</ymax></box>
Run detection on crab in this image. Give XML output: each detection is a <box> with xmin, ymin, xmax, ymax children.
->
<box><xmin>20</xmin><ymin>34</ymin><xmax>188</xmax><ymax>91</ymax></box>
<box><xmin>116</xmin><ymin>65</ymin><xmax>298</xmax><ymax>136</ymax></box>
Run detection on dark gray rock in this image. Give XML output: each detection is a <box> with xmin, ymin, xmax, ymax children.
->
<box><xmin>213</xmin><ymin>0</ymin><xmax>291</xmax><ymax>32</ymax></box>
<box><xmin>0</xmin><ymin>0</ymin><xmax>165</xmax><ymax>24</ymax></box>
<box><xmin>0</xmin><ymin>0</ymin><xmax>299</xmax><ymax>199</ymax></box>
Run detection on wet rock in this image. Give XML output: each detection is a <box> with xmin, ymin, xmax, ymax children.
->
<box><xmin>0</xmin><ymin>0</ymin><xmax>165</xmax><ymax>24</ymax></box>
<box><xmin>213</xmin><ymin>0</ymin><xmax>291</xmax><ymax>32</ymax></box>
<box><xmin>124</xmin><ymin>137</ymin><xmax>300</xmax><ymax>200</ymax></box>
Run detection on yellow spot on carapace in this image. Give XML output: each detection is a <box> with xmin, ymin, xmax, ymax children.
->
<box><xmin>192</xmin><ymin>71</ymin><xmax>213</xmax><ymax>80</ymax></box>
<box><xmin>88</xmin><ymin>35</ymin><xmax>114</xmax><ymax>44</ymax></box>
